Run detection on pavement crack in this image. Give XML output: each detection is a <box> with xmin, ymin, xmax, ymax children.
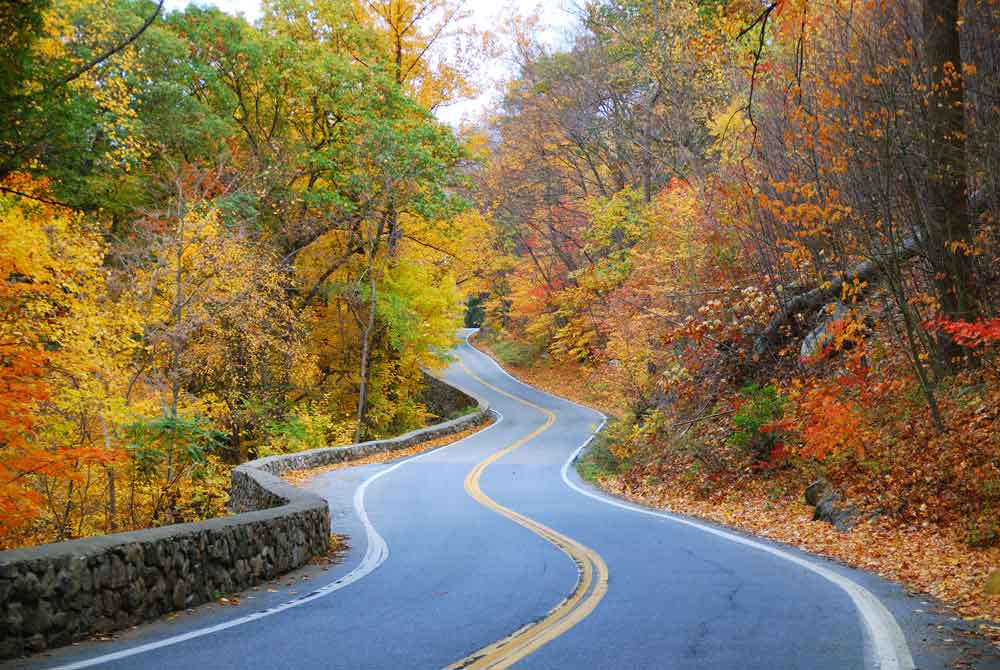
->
<box><xmin>686</xmin><ymin>620</ymin><xmax>710</xmax><ymax>660</ymax></box>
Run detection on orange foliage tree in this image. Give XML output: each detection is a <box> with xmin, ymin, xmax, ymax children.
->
<box><xmin>473</xmin><ymin>0</ymin><xmax>1000</xmax><ymax>543</ymax></box>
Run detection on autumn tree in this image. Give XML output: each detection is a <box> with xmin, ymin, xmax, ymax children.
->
<box><xmin>1</xmin><ymin>0</ymin><xmax>488</xmax><ymax>548</ymax></box>
<box><xmin>0</xmin><ymin>185</ymin><xmax>136</xmax><ymax>545</ymax></box>
<box><xmin>0</xmin><ymin>0</ymin><xmax>166</xmax><ymax>206</ymax></box>
<box><xmin>355</xmin><ymin>0</ymin><xmax>486</xmax><ymax>110</ymax></box>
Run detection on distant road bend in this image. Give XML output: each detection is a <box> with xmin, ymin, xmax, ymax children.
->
<box><xmin>23</xmin><ymin>329</ymin><xmax>925</xmax><ymax>670</ymax></box>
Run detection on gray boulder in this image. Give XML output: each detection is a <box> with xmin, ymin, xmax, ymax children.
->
<box><xmin>804</xmin><ymin>478</ymin><xmax>830</xmax><ymax>506</ymax></box>
<box><xmin>804</xmin><ymin>477</ymin><xmax>859</xmax><ymax>532</ymax></box>
<box><xmin>814</xmin><ymin>493</ymin><xmax>859</xmax><ymax>532</ymax></box>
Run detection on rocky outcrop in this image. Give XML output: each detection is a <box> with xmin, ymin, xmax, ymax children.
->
<box><xmin>751</xmin><ymin>233</ymin><xmax>922</xmax><ymax>359</ymax></box>
<box><xmin>0</xmin><ymin>375</ymin><xmax>488</xmax><ymax>660</ymax></box>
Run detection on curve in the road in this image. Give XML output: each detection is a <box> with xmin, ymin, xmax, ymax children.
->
<box><xmin>43</xmin><ymin>418</ymin><xmax>507</xmax><ymax>670</ymax></box>
<box><xmin>444</xmin><ymin>361</ymin><xmax>608</xmax><ymax>670</ymax></box>
<box><xmin>463</xmin><ymin>334</ymin><xmax>916</xmax><ymax>670</ymax></box>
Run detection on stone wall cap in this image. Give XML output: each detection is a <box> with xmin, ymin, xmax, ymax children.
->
<box><xmin>243</xmin><ymin>398</ymin><xmax>489</xmax><ymax>475</ymax></box>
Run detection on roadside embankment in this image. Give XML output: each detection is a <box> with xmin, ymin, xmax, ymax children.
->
<box><xmin>470</xmin><ymin>332</ymin><xmax>1000</xmax><ymax>635</ymax></box>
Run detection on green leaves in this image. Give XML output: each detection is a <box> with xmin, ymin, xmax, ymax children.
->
<box><xmin>729</xmin><ymin>384</ymin><xmax>788</xmax><ymax>461</ymax></box>
<box><xmin>377</xmin><ymin>261</ymin><xmax>461</xmax><ymax>357</ymax></box>
<box><xmin>126</xmin><ymin>415</ymin><xmax>225</xmax><ymax>479</ymax></box>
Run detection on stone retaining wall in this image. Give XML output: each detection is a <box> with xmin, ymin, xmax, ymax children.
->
<box><xmin>420</xmin><ymin>371</ymin><xmax>479</xmax><ymax>421</ymax></box>
<box><xmin>0</xmin><ymin>374</ymin><xmax>487</xmax><ymax>660</ymax></box>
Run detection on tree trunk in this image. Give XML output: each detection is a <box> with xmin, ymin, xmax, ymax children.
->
<box><xmin>98</xmin><ymin>414</ymin><xmax>117</xmax><ymax>533</ymax></box>
<box><xmin>642</xmin><ymin>0</ymin><xmax>661</xmax><ymax>204</ymax></box>
<box><xmin>923</xmin><ymin>0</ymin><xmax>978</xmax><ymax>328</ymax></box>
<box><xmin>355</xmin><ymin>260</ymin><xmax>377</xmax><ymax>443</ymax></box>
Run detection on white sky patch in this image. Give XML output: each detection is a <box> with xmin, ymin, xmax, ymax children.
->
<box><xmin>164</xmin><ymin>0</ymin><xmax>263</xmax><ymax>20</ymax></box>
<box><xmin>434</xmin><ymin>0</ymin><xmax>580</xmax><ymax>127</ymax></box>
<box><xmin>161</xmin><ymin>0</ymin><xmax>578</xmax><ymax>126</ymax></box>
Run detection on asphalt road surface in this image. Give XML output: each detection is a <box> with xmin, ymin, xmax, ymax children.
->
<box><xmin>9</xmin><ymin>330</ymin><xmax>996</xmax><ymax>670</ymax></box>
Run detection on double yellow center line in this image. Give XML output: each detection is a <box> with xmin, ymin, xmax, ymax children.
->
<box><xmin>445</xmin><ymin>362</ymin><xmax>608</xmax><ymax>670</ymax></box>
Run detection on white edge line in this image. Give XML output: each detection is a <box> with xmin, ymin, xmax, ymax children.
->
<box><xmin>462</xmin><ymin>330</ymin><xmax>914</xmax><ymax>670</ymax></box>
<box><xmin>47</xmin><ymin>415</ymin><xmax>505</xmax><ymax>670</ymax></box>
<box><xmin>559</xmin><ymin>443</ymin><xmax>914</xmax><ymax>670</ymax></box>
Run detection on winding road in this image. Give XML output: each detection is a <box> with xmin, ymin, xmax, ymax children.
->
<box><xmin>10</xmin><ymin>330</ymin><xmax>990</xmax><ymax>670</ymax></box>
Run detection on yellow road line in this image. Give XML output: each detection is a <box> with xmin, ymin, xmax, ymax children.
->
<box><xmin>444</xmin><ymin>362</ymin><xmax>609</xmax><ymax>670</ymax></box>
